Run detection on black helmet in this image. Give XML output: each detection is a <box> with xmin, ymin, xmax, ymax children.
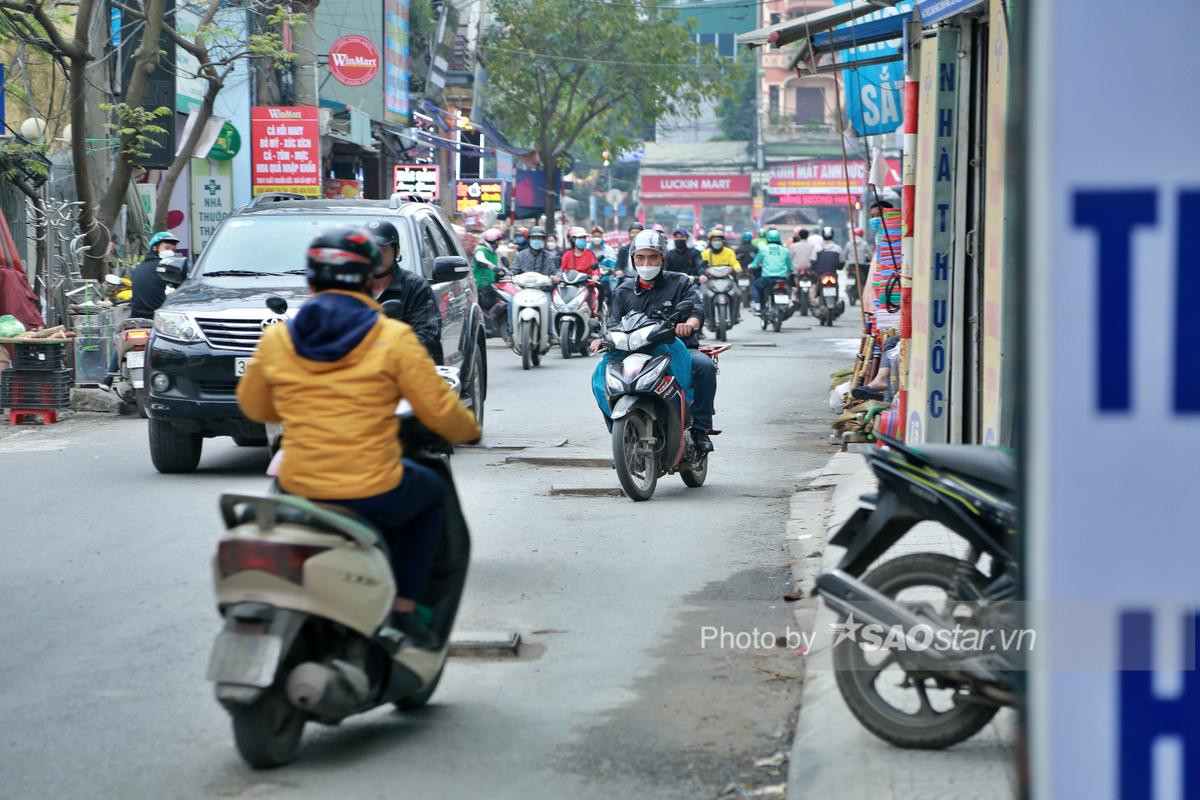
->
<box><xmin>365</xmin><ymin>218</ymin><xmax>400</xmax><ymax>248</ymax></box>
<box><xmin>305</xmin><ymin>226</ymin><xmax>380</xmax><ymax>291</ymax></box>
<box><xmin>364</xmin><ymin>219</ymin><xmax>401</xmax><ymax>277</ymax></box>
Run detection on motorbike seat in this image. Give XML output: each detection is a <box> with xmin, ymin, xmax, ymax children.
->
<box><xmin>912</xmin><ymin>445</ymin><xmax>1016</xmax><ymax>494</ymax></box>
<box><xmin>233</xmin><ymin>502</ymin><xmax>389</xmax><ymax>557</ymax></box>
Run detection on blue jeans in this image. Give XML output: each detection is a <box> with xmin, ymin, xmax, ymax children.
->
<box><xmin>689</xmin><ymin>349</ymin><xmax>716</xmax><ymax>430</ymax></box>
<box><xmin>752</xmin><ymin>274</ymin><xmax>790</xmax><ymax>304</ymax></box>
<box><xmin>314</xmin><ymin>458</ymin><xmax>444</xmax><ymax>601</ymax></box>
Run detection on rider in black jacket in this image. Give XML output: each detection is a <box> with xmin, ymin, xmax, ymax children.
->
<box><xmin>592</xmin><ymin>229</ymin><xmax>716</xmax><ymax>452</ymax></box>
<box><xmin>365</xmin><ymin>219</ymin><xmax>443</xmax><ymax>364</ymax></box>
<box><xmin>664</xmin><ymin>227</ymin><xmax>704</xmax><ymax>276</ymax></box>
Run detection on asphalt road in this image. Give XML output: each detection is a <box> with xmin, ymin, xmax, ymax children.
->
<box><xmin>0</xmin><ymin>308</ymin><xmax>856</xmax><ymax>799</ymax></box>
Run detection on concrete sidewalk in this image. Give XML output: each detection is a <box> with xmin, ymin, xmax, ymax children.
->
<box><xmin>785</xmin><ymin>452</ymin><xmax>1017</xmax><ymax>800</ymax></box>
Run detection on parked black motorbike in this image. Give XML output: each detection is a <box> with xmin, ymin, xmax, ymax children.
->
<box><xmin>815</xmin><ymin>433</ymin><xmax>1020</xmax><ymax>750</ymax></box>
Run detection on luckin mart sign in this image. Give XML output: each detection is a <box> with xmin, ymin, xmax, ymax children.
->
<box><xmin>835</xmin><ymin>0</ymin><xmax>911</xmax><ymax>137</ymax></box>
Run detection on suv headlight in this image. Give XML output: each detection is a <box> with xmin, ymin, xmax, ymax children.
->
<box><xmin>154</xmin><ymin>310</ymin><xmax>201</xmax><ymax>343</ymax></box>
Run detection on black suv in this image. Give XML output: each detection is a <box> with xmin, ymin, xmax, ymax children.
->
<box><xmin>145</xmin><ymin>195</ymin><xmax>487</xmax><ymax>473</ymax></box>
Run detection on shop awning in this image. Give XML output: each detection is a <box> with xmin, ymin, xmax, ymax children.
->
<box><xmin>736</xmin><ymin>1</ymin><xmax>893</xmax><ymax>49</ymax></box>
<box><xmin>788</xmin><ymin>11</ymin><xmax>909</xmax><ymax>73</ymax></box>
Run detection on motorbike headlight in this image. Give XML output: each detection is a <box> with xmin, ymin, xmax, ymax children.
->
<box><xmin>153</xmin><ymin>310</ymin><xmax>201</xmax><ymax>344</ymax></box>
<box><xmin>627</xmin><ymin>325</ymin><xmax>656</xmax><ymax>351</ymax></box>
<box><xmin>635</xmin><ymin>355</ymin><xmax>671</xmax><ymax>391</ymax></box>
<box><xmin>609</xmin><ymin>331</ymin><xmax>629</xmax><ymax>351</ymax></box>
<box><xmin>605</xmin><ymin>361</ymin><xmax>626</xmax><ymax>393</ymax></box>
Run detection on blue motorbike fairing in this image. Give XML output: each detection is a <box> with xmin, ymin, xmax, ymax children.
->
<box><xmin>591</xmin><ymin>338</ymin><xmax>694</xmax><ymax>418</ymax></box>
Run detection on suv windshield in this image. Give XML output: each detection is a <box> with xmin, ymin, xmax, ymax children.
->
<box><xmin>195</xmin><ymin>214</ymin><xmax>416</xmax><ymax>278</ymax></box>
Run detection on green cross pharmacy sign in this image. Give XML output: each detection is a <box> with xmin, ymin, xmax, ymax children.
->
<box><xmin>191</xmin><ymin>159</ymin><xmax>233</xmax><ymax>255</ymax></box>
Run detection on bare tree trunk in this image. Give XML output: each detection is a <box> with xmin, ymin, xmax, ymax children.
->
<box><xmin>153</xmin><ymin>79</ymin><xmax>222</xmax><ymax>231</ymax></box>
<box><xmin>91</xmin><ymin>0</ymin><xmax>168</xmax><ymax>274</ymax></box>
<box><xmin>68</xmin><ymin>0</ymin><xmax>105</xmax><ymax>278</ymax></box>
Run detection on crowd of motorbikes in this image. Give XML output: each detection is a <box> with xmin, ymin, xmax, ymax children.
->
<box><xmin>193</xmin><ymin>225</ymin><xmax>1012</xmax><ymax>768</ymax></box>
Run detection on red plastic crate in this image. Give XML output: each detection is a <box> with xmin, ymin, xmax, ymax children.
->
<box><xmin>0</xmin><ymin>368</ymin><xmax>72</xmax><ymax>409</ymax></box>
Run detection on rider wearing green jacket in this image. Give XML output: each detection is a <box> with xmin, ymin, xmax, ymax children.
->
<box><xmin>749</xmin><ymin>229</ymin><xmax>794</xmax><ymax>308</ymax></box>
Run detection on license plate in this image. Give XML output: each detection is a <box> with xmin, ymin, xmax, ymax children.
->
<box><xmin>206</xmin><ymin>632</ymin><xmax>282</xmax><ymax>687</ymax></box>
<box><xmin>822</xmin><ymin>287</ymin><xmax>838</xmax><ymax>298</ymax></box>
<box><xmin>125</xmin><ymin>351</ymin><xmax>145</xmax><ymax>369</ymax></box>
<box><xmin>799</xmin><ymin>281</ymin><xmax>812</xmax><ymax>290</ymax></box>
<box><xmin>235</xmin><ymin>357</ymin><xmax>253</xmax><ymax>377</ymax></box>
<box><xmin>738</xmin><ymin>278</ymin><xmax>749</xmax><ymax>287</ymax></box>
<box><xmin>773</xmin><ymin>294</ymin><xmax>791</xmax><ymax>304</ymax></box>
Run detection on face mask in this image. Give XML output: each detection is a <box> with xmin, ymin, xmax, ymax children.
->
<box><xmin>574</xmin><ymin>238</ymin><xmax>587</xmax><ymax>249</ymax></box>
<box><xmin>711</xmin><ymin>242</ymin><xmax>724</xmax><ymax>252</ymax></box>
<box><xmin>159</xmin><ymin>246</ymin><xmax>175</xmax><ymax>256</ymax></box>
<box><xmin>591</xmin><ymin>236</ymin><xmax>604</xmax><ymax>247</ymax></box>
<box><xmin>530</xmin><ymin>239</ymin><xmax>544</xmax><ymax>251</ymax></box>
<box><xmin>636</xmin><ymin>265</ymin><xmax>662</xmax><ymax>281</ymax></box>
<box><xmin>674</xmin><ymin>239</ymin><xmax>688</xmax><ymax>250</ymax></box>
<box><xmin>514</xmin><ymin>236</ymin><xmax>526</xmax><ymax>245</ymax></box>
<box><xmin>868</xmin><ymin>217</ymin><xmax>883</xmax><ymax>236</ymax></box>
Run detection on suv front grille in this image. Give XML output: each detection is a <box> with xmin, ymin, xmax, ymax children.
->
<box><xmin>194</xmin><ymin>316</ymin><xmax>270</xmax><ymax>351</ymax></box>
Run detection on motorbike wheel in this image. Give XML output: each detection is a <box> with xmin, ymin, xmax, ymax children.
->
<box><xmin>520</xmin><ymin>321</ymin><xmax>533</xmax><ymax>371</ymax></box>
<box><xmin>716</xmin><ymin>306</ymin><xmax>727</xmax><ymax>342</ymax></box>
<box><xmin>831</xmin><ymin>553</ymin><xmax>1000</xmax><ymax>750</ymax></box>
<box><xmin>230</xmin><ymin>680</ymin><xmax>307</xmax><ymax>768</ymax></box>
<box><xmin>772</xmin><ymin>307</ymin><xmax>783</xmax><ymax>333</ymax></box>
<box><xmin>612</xmin><ymin>411</ymin><xmax>658</xmax><ymax>501</ymax></box>
<box><xmin>531</xmin><ymin>329</ymin><xmax>542</xmax><ymax>367</ymax></box>
<box><xmin>135</xmin><ymin>388</ymin><xmax>148</xmax><ymax>418</ymax></box>
<box><xmin>798</xmin><ymin>293</ymin><xmax>810</xmax><ymax>317</ymax></box>
<box><xmin>559</xmin><ymin>320</ymin><xmax>573</xmax><ymax>359</ymax></box>
<box><xmin>680</xmin><ymin>455</ymin><xmax>708</xmax><ymax>488</ymax></box>
<box><xmin>848</xmin><ymin>289</ymin><xmax>858</xmax><ymax>306</ymax></box>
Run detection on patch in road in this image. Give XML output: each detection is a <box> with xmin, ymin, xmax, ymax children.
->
<box><xmin>558</xmin><ymin>566</ymin><xmax>805</xmax><ymax>798</ymax></box>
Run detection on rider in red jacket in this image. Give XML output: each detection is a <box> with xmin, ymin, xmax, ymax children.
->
<box><xmin>558</xmin><ymin>226</ymin><xmax>601</xmax><ymax>312</ymax></box>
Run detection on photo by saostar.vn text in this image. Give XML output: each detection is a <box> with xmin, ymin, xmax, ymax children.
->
<box><xmin>699</xmin><ymin>621</ymin><xmax>1038</xmax><ymax>656</ymax></box>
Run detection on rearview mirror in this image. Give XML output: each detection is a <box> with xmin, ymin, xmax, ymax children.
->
<box><xmin>157</xmin><ymin>254</ymin><xmax>188</xmax><ymax>286</ymax></box>
<box><xmin>430</xmin><ymin>255</ymin><xmax>470</xmax><ymax>284</ymax></box>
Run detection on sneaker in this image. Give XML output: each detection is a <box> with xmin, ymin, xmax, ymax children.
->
<box><xmin>390</xmin><ymin>611</ymin><xmax>440</xmax><ymax>651</ymax></box>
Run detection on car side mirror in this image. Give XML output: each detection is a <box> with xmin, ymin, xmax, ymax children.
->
<box><xmin>157</xmin><ymin>254</ymin><xmax>188</xmax><ymax>286</ymax></box>
<box><xmin>430</xmin><ymin>255</ymin><xmax>470</xmax><ymax>284</ymax></box>
<box><xmin>381</xmin><ymin>299</ymin><xmax>405</xmax><ymax>320</ymax></box>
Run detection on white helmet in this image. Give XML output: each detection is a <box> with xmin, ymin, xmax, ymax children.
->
<box><xmin>630</xmin><ymin>229</ymin><xmax>668</xmax><ymax>281</ymax></box>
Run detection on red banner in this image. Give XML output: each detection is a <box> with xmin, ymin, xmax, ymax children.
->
<box><xmin>767</xmin><ymin>158</ymin><xmax>901</xmax><ymax>206</ymax></box>
<box><xmin>640</xmin><ymin>174</ymin><xmax>752</xmax><ymax>204</ymax></box>
<box><xmin>251</xmin><ymin>107</ymin><xmax>321</xmax><ymax>197</ymax></box>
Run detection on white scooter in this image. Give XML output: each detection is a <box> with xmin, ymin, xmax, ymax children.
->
<box><xmin>551</xmin><ymin>269</ymin><xmax>594</xmax><ymax>359</ymax></box>
<box><xmin>508</xmin><ymin>271</ymin><xmax>553</xmax><ymax>370</ymax></box>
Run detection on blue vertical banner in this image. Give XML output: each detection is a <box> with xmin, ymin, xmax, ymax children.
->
<box><xmin>835</xmin><ymin>0</ymin><xmax>911</xmax><ymax>137</ymax></box>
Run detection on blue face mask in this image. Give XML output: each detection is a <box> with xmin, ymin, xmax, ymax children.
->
<box><xmin>574</xmin><ymin>238</ymin><xmax>587</xmax><ymax>249</ymax></box>
<box><xmin>530</xmin><ymin>239</ymin><xmax>544</xmax><ymax>251</ymax></box>
<box><xmin>868</xmin><ymin>216</ymin><xmax>883</xmax><ymax>236</ymax></box>
<box><xmin>514</xmin><ymin>236</ymin><xmax>526</xmax><ymax>245</ymax></box>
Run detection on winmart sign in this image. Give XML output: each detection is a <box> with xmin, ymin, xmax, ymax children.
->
<box><xmin>328</xmin><ymin>35</ymin><xmax>380</xmax><ymax>87</ymax></box>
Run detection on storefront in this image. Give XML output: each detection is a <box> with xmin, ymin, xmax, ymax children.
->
<box><xmin>638</xmin><ymin>174</ymin><xmax>753</xmax><ymax>237</ymax></box>
<box><xmin>766</xmin><ymin>157</ymin><xmax>901</xmax><ymax>231</ymax></box>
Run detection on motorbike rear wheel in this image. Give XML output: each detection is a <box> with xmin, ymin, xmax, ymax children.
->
<box><xmin>831</xmin><ymin>553</ymin><xmax>1000</xmax><ymax>750</ymax></box>
<box><xmin>230</xmin><ymin>679</ymin><xmax>307</xmax><ymax>768</ymax></box>
<box><xmin>680</xmin><ymin>454</ymin><xmax>708</xmax><ymax>487</ymax></box>
<box><xmin>559</xmin><ymin>319</ymin><xmax>573</xmax><ymax>359</ymax></box>
<box><xmin>798</xmin><ymin>292</ymin><xmax>810</xmax><ymax>317</ymax></box>
<box><xmin>716</xmin><ymin>305</ymin><xmax>727</xmax><ymax>342</ymax></box>
<box><xmin>395</xmin><ymin>662</ymin><xmax>444</xmax><ymax>711</ymax></box>
<box><xmin>612</xmin><ymin>411</ymin><xmax>658</xmax><ymax>501</ymax></box>
<box><xmin>772</xmin><ymin>306</ymin><xmax>783</xmax><ymax>333</ymax></box>
<box><xmin>520</xmin><ymin>321</ymin><xmax>533</xmax><ymax>371</ymax></box>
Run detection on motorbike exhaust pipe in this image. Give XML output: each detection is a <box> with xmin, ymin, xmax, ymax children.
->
<box><xmin>286</xmin><ymin>660</ymin><xmax>371</xmax><ymax>721</ymax></box>
<box><xmin>815</xmin><ymin>570</ymin><xmax>1007</xmax><ymax>682</ymax></box>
